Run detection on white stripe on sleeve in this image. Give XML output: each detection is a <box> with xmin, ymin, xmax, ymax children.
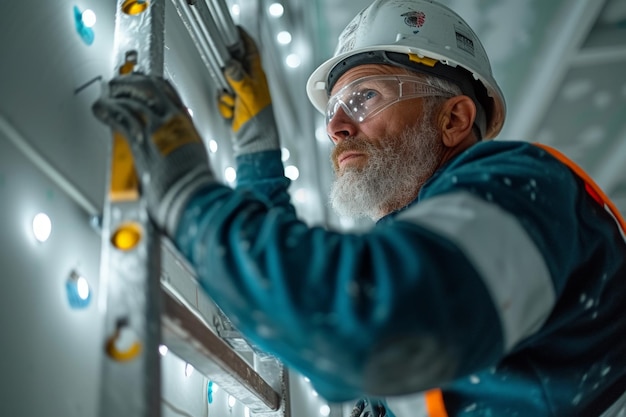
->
<box><xmin>385</xmin><ymin>392</ymin><xmax>430</xmax><ymax>417</ymax></box>
<box><xmin>396</xmin><ymin>191</ymin><xmax>555</xmax><ymax>350</ymax></box>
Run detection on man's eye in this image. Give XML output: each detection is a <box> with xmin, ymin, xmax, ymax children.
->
<box><xmin>362</xmin><ymin>89</ymin><xmax>378</xmax><ymax>100</ymax></box>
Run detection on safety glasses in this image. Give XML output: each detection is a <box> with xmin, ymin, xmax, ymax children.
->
<box><xmin>326</xmin><ymin>75</ymin><xmax>453</xmax><ymax>125</ymax></box>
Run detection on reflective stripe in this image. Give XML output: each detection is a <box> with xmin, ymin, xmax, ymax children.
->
<box><xmin>534</xmin><ymin>143</ymin><xmax>626</xmax><ymax>242</ymax></box>
<box><xmin>386</xmin><ymin>389</ymin><xmax>447</xmax><ymax>417</ymax></box>
<box><xmin>397</xmin><ymin>192</ymin><xmax>555</xmax><ymax>350</ymax></box>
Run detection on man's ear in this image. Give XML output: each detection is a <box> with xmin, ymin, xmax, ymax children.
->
<box><xmin>438</xmin><ymin>95</ymin><xmax>476</xmax><ymax>147</ymax></box>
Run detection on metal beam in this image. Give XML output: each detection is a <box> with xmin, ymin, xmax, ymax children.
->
<box><xmin>169</xmin><ymin>0</ymin><xmax>242</xmax><ymax>94</ymax></box>
<box><xmin>170</xmin><ymin>0</ymin><xmax>231</xmax><ymax>92</ymax></box>
<box><xmin>500</xmin><ymin>0</ymin><xmax>607</xmax><ymax>141</ymax></box>
<box><xmin>98</xmin><ymin>1</ymin><xmax>166</xmax><ymax>417</ymax></box>
<box><xmin>160</xmin><ymin>238</ymin><xmax>288</xmax><ymax>415</ymax></box>
<box><xmin>98</xmin><ymin>1</ymin><xmax>288</xmax><ymax>415</ymax></box>
<box><xmin>162</xmin><ymin>288</ymin><xmax>282</xmax><ymax>413</ymax></box>
<box><xmin>572</xmin><ymin>26</ymin><xmax>626</xmax><ymax>66</ymax></box>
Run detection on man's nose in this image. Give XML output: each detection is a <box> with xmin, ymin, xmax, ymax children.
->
<box><xmin>327</xmin><ymin>104</ymin><xmax>357</xmax><ymax>145</ymax></box>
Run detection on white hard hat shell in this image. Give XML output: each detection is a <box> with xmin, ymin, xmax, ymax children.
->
<box><xmin>306</xmin><ymin>0</ymin><xmax>506</xmax><ymax>139</ymax></box>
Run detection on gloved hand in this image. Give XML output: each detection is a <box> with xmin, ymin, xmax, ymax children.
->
<box><xmin>350</xmin><ymin>398</ymin><xmax>387</xmax><ymax>417</ymax></box>
<box><xmin>218</xmin><ymin>28</ymin><xmax>280</xmax><ymax>156</ymax></box>
<box><xmin>92</xmin><ymin>73</ymin><xmax>214</xmax><ymax>237</ymax></box>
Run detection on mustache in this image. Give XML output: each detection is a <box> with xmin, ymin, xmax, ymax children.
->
<box><xmin>330</xmin><ymin>137</ymin><xmax>376</xmax><ymax>169</ymax></box>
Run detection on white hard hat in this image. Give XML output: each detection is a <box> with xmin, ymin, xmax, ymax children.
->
<box><xmin>306</xmin><ymin>0</ymin><xmax>506</xmax><ymax>139</ymax></box>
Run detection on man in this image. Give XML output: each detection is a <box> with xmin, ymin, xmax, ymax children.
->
<box><xmin>93</xmin><ymin>0</ymin><xmax>626</xmax><ymax>416</ymax></box>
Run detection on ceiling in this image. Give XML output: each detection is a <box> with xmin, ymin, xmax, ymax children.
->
<box><xmin>1</xmin><ymin>0</ymin><xmax>623</xmax><ymax>233</ymax></box>
<box><xmin>220</xmin><ymin>0</ymin><xmax>626</xmax><ymax>231</ymax></box>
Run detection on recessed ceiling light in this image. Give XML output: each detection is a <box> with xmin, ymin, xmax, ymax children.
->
<box><xmin>269</xmin><ymin>3</ymin><xmax>284</xmax><ymax>17</ymax></box>
<box><xmin>33</xmin><ymin>213</ymin><xmax>52</xmax><ymax>242</ymax></box>
<box><xmin>277</xmin><ymin>31</ymin><xmax>292</xmax><ymax>45</ymax></box>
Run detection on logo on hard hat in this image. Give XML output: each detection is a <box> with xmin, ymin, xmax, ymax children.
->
<box><xmin>401</xmin><ymin>11</ymin><xmax>426</xmax><ymax>33</ymax></box>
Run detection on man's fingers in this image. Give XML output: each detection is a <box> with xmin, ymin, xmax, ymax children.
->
<box><xmin>92</xmin><ymin>97</ymin><xmax>156</xmax><ymax>172</ymax></box>
<box><xmin>224</xmin><ymin>59</ymin><xmax>246</xmax><ymax>84</ymax></box>
<box><xmin>218</xmin><ymin>92</ymin><xmax>235</xmax><ymax>119</ymax></box>
<box><xmin>92</xmin><ymin>98</ymin><xmax>143</xmax><ymax>138</ymax></box>
<box><xmin>350</xmin><ymin>399</ymin><xmax>366</xmax><ymax>417</ymax></box>
<box><xmin>108</xmin><ymin>74</ymin><xmax>171</xmax><ymax>117</ymax></box>
<box><xmin>219</xmin><ymin>92</ymin><xmax>235</xmax><ymax>107</ymax></box>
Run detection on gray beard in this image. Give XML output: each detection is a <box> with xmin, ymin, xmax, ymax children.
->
<box><xmin>329</xmin><ymin>108</ymin><xmax>444</xmax><ymax>221</ymax></box>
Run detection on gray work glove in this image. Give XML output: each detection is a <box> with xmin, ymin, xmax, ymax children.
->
<box><xmin>350</xmin><ymin>398</ymin><xmax>387</xmax><ymax>417</ymax></box>
<box><xmin>217</xmin><ymin>28</ymin><xmax>280</xmax><ymax>156</ymax></box>
<box><xmin>92</xmin><ymin>73</ymin><xmax>215</xmax><ymax>237</ymax></box>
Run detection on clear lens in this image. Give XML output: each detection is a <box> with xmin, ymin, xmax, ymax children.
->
<box><xmin>326</xmin><ymin>75</ymin><xmax>452</xmax><ymax>125</ymax></box>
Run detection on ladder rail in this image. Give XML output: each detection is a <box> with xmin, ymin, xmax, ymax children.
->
<box><xmin>99</xmin><ymin>1</ymin><xmax>289</xmax><ymax>416</ymax></box>
<box><xmin>170</xmin><ymin>0</ymin><xmax>243</xmax><ymax>94</ymax></box>
<box><xmin>171</xmin><ymin>0</ymin><xmax>232</xmax><ymax>92</ymax></box>
<box><xmin>98</xmin><ymin>1</ymin><xmax>166</xmax><ymax>417</ymax></box>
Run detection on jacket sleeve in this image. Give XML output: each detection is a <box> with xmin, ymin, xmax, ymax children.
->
<box><xmin>173</xmin><ymin>142</ymin><xmax>575</xmax><ymax>402</ymax></box>
<box><xmin>234</xmin><ymin>149</ymin><xmax>293</xmax><ymax>209</ymax></box>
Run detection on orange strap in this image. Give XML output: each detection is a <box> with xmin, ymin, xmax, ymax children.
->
<box><xmin>534</xmin><ymin>143</ymin><xmax>626</xmax><ymax>239</ymax></box>
<box><xmin>425</xmin><ymin>389</ymin><xmax>449</xmax><ymax>417</ymax></box>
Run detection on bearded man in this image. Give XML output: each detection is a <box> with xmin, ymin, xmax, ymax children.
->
<box><xmin>93</xmin><ymin>0</ymin><xmax>626</xmax><ymax>416</ymax></box>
